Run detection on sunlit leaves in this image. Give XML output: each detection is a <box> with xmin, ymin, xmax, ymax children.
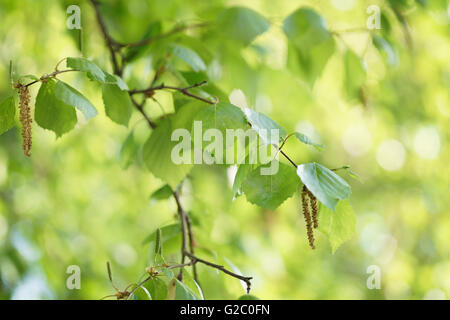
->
<box><xmin>294</xmin><ymin>132</ymin><xmax>323</xmax><ymax>151</ymax></box>
<box><xmin>66</xmin><ymin>57</ymin><xmax>129</xmax><ymax>90</ymax></box>
<box><xmin>101</xmin><ymin>83</ymin><xmax>132</xmax><ymax>126</ymax></box>
<box><xmin>119</xmin><ymin>130</ymin><xmax>139</xmax><ymax>169</ymax></box>
<box><xmin>372</xmin><ymin>35</ymin><xmax>397</xmax><ymax>65</ymax></box>
<box><xmin>129</xmin><ymin>285</ymin><xmax>152</xmax><ymax>300</ymax></box>
<box><xmin>243</xmin><ymin>107</ymin><xmax>286</xmax><ymax>145</ymax></box>
<box><xmin>283</xmin><ymin>7</ymin><xmax>335</xmax><ymax>86</ymax></box>
<box><xmin>173</xmin><ymin>279</ymin><xmax>200</xmax><ymax>300</ymax></box>
<box><xmin>192</xmin><ymin>102</ymin><xmax>248</xmax><ymax>163</ymax></box>
<box><xmin>318</xmin><ymin>199</ymin><xmax>356</xmax><ymax>253</ymax></box>
<box><xmin>144</xmin><ymin>278</ymin><xmax>168</xmax><ymax>300</ymax></box>
<box><xmin>194</xmin><ymin>102</ymin><xmax>247</xmax><ymax>133</ymax></box>
<box><xmin>297</xmin><ymin>163</ymin><xmax>351</xmax><ymax>211</ymax></box>
<box><xmin>0</xmin><ymin>96</ymin><xmax>16</xmax><ymax>135</ymax></box>
<box><xmin>143</xmin><ymin>117</ymin><xmax>193</xmax><ymax>189</ymax></box>
<box><xmin>172</xmin><ymin>44</ymin><xmax>207</xmax><ymax>72</ymax></box>
<box><xmin>54</xmin><ymin>80</ymin><xmax>98</xmax><ymax>120</ymax></box>
<box><xmin>217</xmin><ymin>7</ymin><xmax>270</xmax><ymax>46</ymax></box>
<box><xmin>66</xmin><ymin>57</ymin><xmax>106</xmax><ymax>82</ymax></box>
<box><xmin>150</xmin><ymin>184</ymin><xmax>173</xmax><ymax>201</ymax></box>
<box><xmin>35</xmin><ymin>79</ymin><xmax>77</xmax><ymax>137</ymax></box>
<box><xmin>343</xmin><ymin>50</ymin><xmax>366</xmax><ymax>102</ymax></box>
<box><xmin>242</xmin><ymin>161</ymin><xmax>299</xmax><ymax>210</ymax></box>
<box><xmin>232</xmin><ymin>162</ymin><xmax>255</xmax><ymax>198</ymax></box>
<box><xmin>143</xmin><ymin>223</ymin><xmax>181</xmax><ymax>246</ymax></box>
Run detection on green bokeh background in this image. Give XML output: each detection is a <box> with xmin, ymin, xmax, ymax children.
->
<box><xmin>0</xmin><ymin>0</ymin><xmax>449</xmax><ymax>299</ymax></box>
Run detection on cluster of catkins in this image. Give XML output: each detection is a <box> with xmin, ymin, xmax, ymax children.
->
<box><xmin>301</xmin><ymin>185</ymin><xmax>319</xmax><ymax>249</ymax></box>
<box><xmin>15</xmin><ymin>83</ymin><xmax>32</xmax><ymax>156</ymax></box>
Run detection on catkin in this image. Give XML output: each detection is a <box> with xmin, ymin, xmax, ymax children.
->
<box><xmin>307</xmin><ymin>190</ymin><xmax>319</xmax><ymax>229</ymax></box>
<box><xmin>17</xmin><ymin>84</ymin><xmax>32</xmax><ymax>156</ymax></box>
<box><xmin>301</xmin><ymin>185</ymin><xmax>315</xmax><ymax>249</ymax></box>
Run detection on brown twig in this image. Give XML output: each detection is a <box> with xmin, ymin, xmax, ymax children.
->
<box><xmin>185</xmin><ymin>252</ymin><xmax>253</xmax><ymax>294</ymax></box>
<box><xmin>129</xmin><ymin>81</ymin><xmax>217</xmax><ymax>105</ymax></box>
<box><xmin>24</xmin><ymin>69</ymin><xmax>78</xmax><ymax>88</ymax></box>
<box><xmin>185</xmin><ymin>215</ymin><xmax>199</xmax><ymax>284</ymax></box>
<box><xmin>90</xmin><ymin>0</ymin><xmax>122</xmax><ymax>76</ymax></box>
<box><xmin>91</xmin><ymin>1</ymin><xmax>252</xmax><ymax>296</ymax></box>
<box><xmin>173</xmin><ymin>191</ymin><xmax>188</xmax><ymax>281</ymax></box>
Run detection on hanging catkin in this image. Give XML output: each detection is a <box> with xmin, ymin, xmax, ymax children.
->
<box><xmin>301</xmin><ymin>185</ymin><xmax>315</xmax><ymax>249</ymax></box>
<box><xmin>307</xmin><ymin>189</ymin><xmax>319</xmax><ymax>229</ymax></box>
<box><xmin>17</xmin><ymin>84</ymin><xmax>32</xmax><ymax>156</ymax></box>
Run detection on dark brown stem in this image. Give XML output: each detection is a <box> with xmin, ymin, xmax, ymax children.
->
<box><xmin>129</xmin><ymin>81</ymin><xmax>217</xmax><ymax>105</ymax></box>
<box><xmin>173</xmin><ymin>191</ymin><xmax>188</xmax><ymax>280</ymax></box>
<box><xmin>185</xmin><ymin>252</ymin><xmax>253</xmax><ymax>294</ymax></box>
<box><xmin>130</xmin><ymin>96</ymin><xmax>156</xmax><ymax>129</ymax></box>
<box><xmin>91</xmin><ymin>1</ymin><xmax>252</xmax><ymax>296</ymax></box>
<box><xmin>279</xmin><ymin>150</ymin><xmax>297</xmax><ymax>168</ymax></box>
<box><xmin>185</xmin><ymin>215</ymin><xmax>199</xmax><ymax>284</ymax></box>
<box><xmin>90</xmin><ymin>0</ymin><xmax>122</xmax><ymax>76</ymax></box>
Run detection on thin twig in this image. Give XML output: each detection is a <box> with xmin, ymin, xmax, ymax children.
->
<box><xmin>185</xmin><ymin>252</ymin><xmax>253</xmax><ymax>294</ymax></box>
<box><xmin>129</xmin><ymin>81</ymin><xmax>217</xmax><ymax>105</ymax></box>
<box><xmin>173</xmin><ymin>191</ymin><xmax>188</xmax><ymax>281</ymax></box>
<box><xmin>90</xmin><ymin>0</ymin><xmax>122</xmax><ymax>76</ymax></box>
<box><xmin>91</xmin><ymin>1</ymin><xmax>253</xmax><ymax>296</ymax></box>
<box><xmin>126</xmin><ymin>276</ymin><xmax>151</xmax><ymax>300</ymax></box>
<box><xmin>24</xmin><ymin>69</ymin><xmax>78</xmax><ymax>88</ymax></box>
<box><xmin>185</xmin><ymin>215</ymin><xmax>199</xmax><ymax>284</ymax></box>
<box><xmin>130</xmin><ymin>96</ymin><xmax>156</xmax><ymax>129</ymax></box>
<box><xmin>123</xmin><ymin>22</ymin><xmax>210</xmax><ymax>49</ymax></box>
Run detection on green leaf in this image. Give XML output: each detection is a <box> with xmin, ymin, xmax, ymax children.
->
<box><xmin>144</xmin><ymin>277</ymin><xmax>167</xmax><ymax>300</ymax></box>
<box><xmin>283</xmin><ymin>8</ymin><xmax>335</xmax><ymax>86</ymax></box>
<box><xmin>0</xmin><ymin>96</ymin><xmax>16</xmax><ymax>135</ymax></box>
<box><xmin>318</xmin><ymin>199</ymin><xmax>356</xmax><ymax>253</ymax></box>
<box><xmin>343</xmin><ymin>50</ymin><xmax>366</xmax><ymax>101</ymax></box>
<box><xmin>35</xmin><ymin>80</ymin><xmax>77</xmax><ymax>137</ymax></box>
<box><xmin>103</xmin><ymin>72</ymin><xmax>129</xmax><ymax>90</ymax></box>
<box><xmin>150</xmin><ymin>184</ymin><xmax>173</xmax><ymax>201</ymax></box>
<box><xmin>119</xmin><ymin>130</ymin><xmax>139</xmax><ymax>169</ymax></box>
<box><xmin>101</xmin><ymin>83</ymin><xmax>133</xmax><ymax>126</ymax></box>
<box><xmin>192</xmin><ymin>102</ymin><xmax>248</xmax><ymax>163</ymax></box>
<box><xmin>294</xmin><ymin>132</ymin><xmax>323</xmax><ymax>151</ymax></box>
<box><xmin>161</xmin><ymin>267</ymin><xmax>174</xmax><ymax>280</ymax></box>
<box><xmin>66</xmin><ymin>57</ymin><xmax>106</xmax><ymax>82</ymax></box>
<box><xmin>243</xmin><ymin>107</ymin><xmax>287</xmax><ymax>145</ymax></box>
<box><xmin>346</xmin><ymin>168</ymin><xmax>361</xmax><ymax>181</ymax></box>
<box><xmin>297</xmin><ymin>162</ymin><xmax>351</xmax><ymax>212</ymax></box>
<box><xmin>172</xmin><ymin>44</ymin><xmax>207</xmax><ymax>72</ymax></box>
<box><xmin>154</xmin><ymin>228</ymin><xmax>162</xmax><ymax>255</ymax></box>
<box><xmin>217</xmin><ymin>7</ymin><xmax>270</xmax><ymax>46</ymax></box>
<box><xmin>143</xmin><ymin>223</ymin><xmax>181</xmax><ymax>245</ymax></box>
<box><xmin>130</xmin><ymin>285</ymin><xmax>152</xmax><ymax>300</ymax></box>
<box><xmin>238</xmin><ymin>294</ymin><xmax>260</xmax><ymax>300</ymax></box>
<box><xmin>242</xmin><ymin>161</ymin><xmax>299</xmax><ymax>210</ymax></box>
<box><xmin>54</xmin><ymin>80</ymin><xmax>98</xmax><ymax>120</ymax></box>
<box><xmin>143</xmin><ymin>117</ymin><xmax>193</xmax><ymax>189</ymax></box>
<box><xmin>174</xmin><ymin>279</ymin><xmax>199</xmax><ymax>300</ymax></box>
<box><xmin>181</xmin><ymin>268</ymin><xmax>204</xmax><ymax>300</ymax></box>
<box><xmin>372</xmin><ymin>35</ymin><xmax>397</xmax><ymax>66</ymax></box>
<box><xmin>232</xmin><ymin>162</ymin><xmax>255</xmax><ymax>198</ymax></box>
<box><xmin>194</xmin><ymin>102</ymin><xmax>248</xmax><ymax>133</ymax></box>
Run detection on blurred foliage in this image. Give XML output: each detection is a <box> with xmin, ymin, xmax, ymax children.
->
<box><xmin>0</xmin><ymin>0</ymin><xmax>449</xmax><ymax>300</ymax></box>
